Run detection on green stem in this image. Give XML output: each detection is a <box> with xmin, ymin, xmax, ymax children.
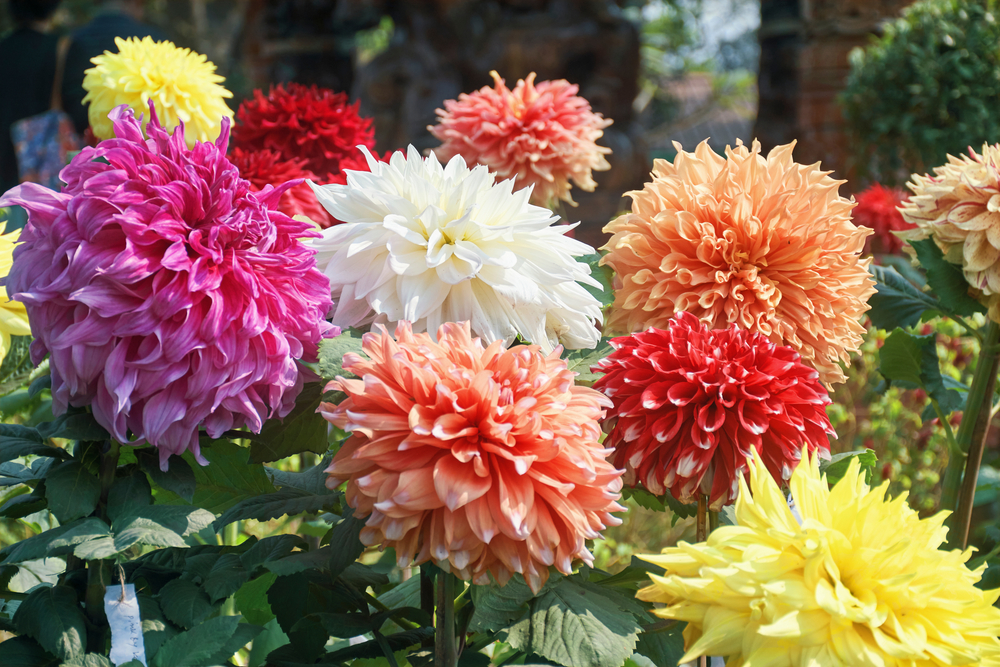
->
<box><xmin>435</xmin><ymin>572</ymin><xmax>457</xmax><ymax>667</ymax></box>
<box><xmin>947</xmin><ymin>313</ymin><xmax>983</xmax><ymax>343</ymax></box>
<box><xmin>222</xmin><ymin>521</ymin><xmax>240</xmax><ymax>616</ymax></box>
<box><xmin>85</xmin><ymin>440</ymin><xmax>120</xmax><ymax>650</ymax></box>
<box><xmin>708</xmin><ymin>508</ymin><xmax>719</xmax><ymax>533</ymax></box>
<box><xmin>420</xmin><ymin>567</ymin><xmax>435</xmax><ymax>647</ymax></box>
<box><xmin>943</xmin><ymin>320</ymin><xmax>1000</xmax><ymax>548</ymax></box>
<box><xmin>929</xmin><ymin>397</ymin><xmax>960</xmax><ymax>455</ymax></box>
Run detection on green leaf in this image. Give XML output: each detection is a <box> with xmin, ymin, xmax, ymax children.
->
<box><xmin>878</xmin><ymin>328</ymin><xmax>962</xmax><ymax>423</ymax></box>
<box><xmin>246</xmin><ymin>618</ymin><xmax>289</xmax><ymax>667</ymax></box>
<box><xmin>328</xmin><ymin>510</ymin><xmax>367</xmax><ymax>579</ymax></box>
<box><xmin>469</xmin><ymin>574</ymin><xmax>536</xmax><ymax>633</ymax></box>
<box><xmin>318</xmin><ymin>329</ymin><xmax>365</xmax><ymax>382</ymax></box>
<box><xmin>61</xmin><ymin>654</ymin><xmax>113</xmax><ymax>667</ymax></box>
<box><xmin>35</xmin><ymin>413</ymin><xmax>109</xmax><ymax>442</ymax></box>
<box><xmin>504</xmin><ymin>577</ymin><xmax>641</xmax><ymax>667</ymax></box>
<box><xmin>634</xmin><ymin>621</ymin><xmax>685</xmax><ymax>667</ymax></box>
<box><xmin>251</xmin><ymin>383</ymin><xmax>329</xmax><ymax>463</ymax></box>
<box><xmin>819</xmin><ymin>449</ymin><xmax>878</xmax><ymax>485</ymax></box>
<box><xmin>138</xmin><ymin>451</ymin><xmax>196</xmax><ymax>503</ymax></box>
<box><xmin>156</xmin><ymin>442</ymin><xmax>275</xmax><ymax>514</ymax></box>
<box><xmin>213</xmin><ymin>487</ymin><xmax>341</xmax><ymax>531</ymax></box>
<box><xmin>621</xmin><ymin>486</ymin><xmax>696</xmax><ymax>521</ymax></box>
<box><xmin>0</xmin><ymin>424</ymin><xmax>69</xmax><ymax>463</ymax></box>
<box><xmin>867</xmin><ymin>265</ymin><xmax>940</xmax><ymax>330</ymax></box>
<box><xmin>266</xmin><ymin>455</ymin><xmax>334</xmax><ymax>496</ymax></box>
<box><xmin>0</xmin><ymin>518</ymin><xmax>106</xmax><ymax>564</ymax></box>
<box><xmin>562</xmin><ymin>338</ymin><xmax>614</xmax><ymax>387</ymax></box>
<box><xmin>267</xmin><ymin>574</ymin><xmax>329</xmax><ymax>662</ymax></box>
<box><xmin>28</xmin><ymin>373</ymin><xmax>51</xmax><ymax>399</ymax></box>
<box><xmin>43</xmin><ymin>461</ymin><xmax>100</xmax><ymax>523</ymax></box>
<box><xmin>137</xmin><ymin>595</ymin><xmax>178</xmax><ymax>660</ymax></box>
<box><xmin>263</xmin><ymin>546</ymin><xmax>332</xmax><ymax>577</ymax></box>
<box><xmin>149</xmin><ymin>615</ymin><xmax>241</xmax><ymax>667</ymax></box>
<box><xmin>0</xmin><ymin>491</ymin><xmax>46</xmax><ymax>519</ymax></box>
<box><xmin>910</xmin><ymin>239</ymin><xmax>987</xmax><ymax>317</ymax></box>
<box><xmin>0</xmin><ymin>636</ymin><xmax>58</xmax><ymax>667</ymax></box>
<box><xmin>13</xmin><ymin>585</ymin><xmax>86</xmax><ymax>660</ymax></box>
<box><xmin>324</xmin><ymin>627</ymin><xmax>434</xmax><ymax>662</ymax></box>
<box><xmin>106</xmin><ymin>467</ymin><xmax>153</xmax><ymax>523</ymax></box>
<box><xmin>240</xmin><ymin>535</ymin><xmax>307</xmax><ymax>573</ymax></box>
<box><xmin>112</xmin><ymin>506</ymin><xmax>215</xmax><ymax>551</ymax></box>
<box><xmin>578</xmin><ymin>253</ymin><xmax>614</xmax><ymax>309</ymax></box>
<box><xmin>234</xmin><ymin>572</ymin><xmax>277</xmax><ymax>626</ymax></box>
<box><xmin>0</xmin><ymin>336</ymin><xmax>35</xmax><ymax>396</ymax></box>
<box><xmin>201</xmin><ymin>554</ymin><xmax>250</xmax><ymax>602</ymax></box>
<box><xmin>157</xmin><ymin>579</ymin><xmax>219</xmax><ymax>629</ymax></box>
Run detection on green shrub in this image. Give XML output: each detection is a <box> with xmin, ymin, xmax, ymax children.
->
<box><xmin>841</xmin><ymin>0</ymin><xmax>1000</xmax><ymax>184</ymax></box>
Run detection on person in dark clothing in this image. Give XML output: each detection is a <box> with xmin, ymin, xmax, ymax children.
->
<box><xmin>61</xmin><ymin>0</ymin><xmax>168</xmax><ymax>135</ymax></box>
<box><xmin>0</xmin><ymin>0</ymin><xmax>63</xmax><ymax>204</ymax></box>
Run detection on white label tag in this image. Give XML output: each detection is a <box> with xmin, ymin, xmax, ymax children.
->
<box><xmin>104</xmin><ymin>584</ymin><xmax>147</xmax><ymax>666</ymax></box>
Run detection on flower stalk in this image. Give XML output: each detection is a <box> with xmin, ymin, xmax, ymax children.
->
<box><xmin>435</xmin><ymin>572</ymin><xmax>458</xmax><ymax>667</ymax></box>
<box><xmin>944</xmin><ymin>319</ymin><xmax>1000</xmax><ymax>548</ymax></box>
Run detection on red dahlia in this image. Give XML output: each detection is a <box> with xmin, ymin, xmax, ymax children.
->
<box><xmin>855</xmin><ymin>183</ymin><xmax>913</xmax><ymax>255</ymax></box>
<box><xmin>228</xmin><ymin>148</ymin><xmax>333</xmax><ymax>226</ymax></box>
<box><xmin>592</xmin><ymin>311</ymin><xmax>834</xmax><ymax>509</ymax></box>
<box><xmin>231</xmin><ymin>83</ymin><xmax>375</xmax><ymax>180</ymax></box>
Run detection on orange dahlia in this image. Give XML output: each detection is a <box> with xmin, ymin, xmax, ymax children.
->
<box><xmin>601</xmin><ymin>140</ymin><xmax>875</xmax><ymax>386</ymax></box>
<box><xmin>320</xmin><ymin>321</ymin><xmax>624</xmax><ymax>592</ymax></box>
<box><xmin>428</xmin><ymin>71</ymin><xmax>612</xmax><ymax>208</ymax></box>
<box><xmin>593</xmin><ymin>311</ymin><xmax>833</xmax><ymax>509</ymax></box>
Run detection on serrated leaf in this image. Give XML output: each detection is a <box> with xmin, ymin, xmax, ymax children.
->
<box><xmin>621</xmin><ymin>486</ymin><xmax>697</xmax><ymax>520</ymax></box>
<box><xmin>234</xmin><ymin>572</ymin><xmax>277</xmax><ymax>626</ymax></box>
<box><xmin>318</xmin><ymin>329</ymin><xmax>366</xmax><ymax>382</ymax></box>
<box><xmin>112</xmin><ymin>506</ymin><xmax>214</xmax><ymax>551</ymax></box>
<box><xmin>867</xmin><ymin>264</ymin><xmax>941</xmax><ymax>330</ymax></box>
<box><xmin>263</xmin><ymin>546</ymin><xmax>331</xmax><ymax>577</ymax></box>
<box><xmin>634</xmin><ymin>621</ymin><xmax>685</xmax><ymax>667</ymax></box>
<box><xmin>328</xmin><ymin>509</ymin><xmax>367</xmax><ymax>579</ymax></box>
<box><xmin>0</xmin><ymin>424</ymin><xmax>69</xmax><ymax>463</ymax></box>
<box><xmin>879</xmin><ymin>328</ymin><xmax>962</xmax><ymax>423</ymax></box>
<box><xmin>138</xmin><ymin>450</ymin><xmax>196</xmax><ymax>502</ymax></box>
<box><xmin>0</xmin><ymin>518</ymin><xmax>106</xmax><ymax>564</ymax></box>
<box><xmin>0</xmin><ymin>491</ymin><xmax>46</xmax><ymax>519</ymax></box>
<box><xmin>251</xmin><ymin>383</ymin><xmax>329</xmax><ymax>463</ymax></box>
<box><xmin>266</xmin><ymin>455</ymin><xmax>334</xmax><ymax>496</ymax></box>
<box><xmin>34</xmin><ymin>413</ymin><xmax>109</xmax><ymax>442</ymax></box>
<box><xmin>562</xmin><ymin>338</ymin><xmax>614</xmax><ymax>386</ymax></box>
<box><xmin>578</xmin><ymin>253</ymin><xmax>614</xmax><ymax>309</ymax></box>
<box><xmin>149</xmin><ymin>615</ymin><xmax>240</xmax><ymax>667</ymax></box>
<box><xmin>267</xmin><ymin>574</ymin><xmax>329</xmax><ymax>662</ymax></box>
<box><xmin>43</xmin><ymin>461</ymin><xmax>101</xmax><ymax>523</ymax></box>
<box><xmin>0</xmin><ymin>636</ymin><xmax>58</xmax><ymax>667</ymax></box>
<box><xmin>0</xmin><ymin>459</ymin><xmax>52</xmax><ymax>487</ymax></box>
<box><xmin>324</xmin><ymin>627</ymin><xmax>434</xmax><ymax>662</ymax></box>
<box><xmin>910</xmin><ymin>239</ymin><xmax>987</xmax><ymax>317</ymax></box>
<box><xmin>820</xmin><ymin>449</ymin><xmax>878</xmax><ymax>485</ymax></box>
<box><xmin>107</xmin><ymin>467</ymin><xmax>153</xmax><ymax>523</ymax></box>
<box><xmin>202</xmin><ymin>554</ymin><xmax>250</xmax><ymax>602</ymax></box>
<box><xmin>241</xmin><ymin>534</ymin><xmax>307</xmax><ymax>573</ymax></box>
<box><xmin>469</xmin><ymin>574</ymin><xmax>535</xmax><ymax>633</ymax></box>
<box><xmin>13</xmin><ymin>585</ymin><xmax>86</xmax><ymax>660</ymax></box>
<box><xmin>213</xmin><ymin>488</ymin><xmax>341</xmax><ymax>531</ymax></box>
<box><xmin>157</xmin><ymin>579</ymin><xmax>219</xmax><ymax>629</ymax></box>
<box><xmin>137</xmin><ymin>595</ymin><xmax>177</xmax><ymax>659</ymax></box>
<box><xmin>61</xmin><ymin>654</ymin><xmax>113</xmax><ymax>667</ymax></box>
<box><xmin>0</xmin><ymin>336</ymin><xmax>35</xmax><ymax>395</ymax></box>
<box><xmin>155</xmin><ymin>442</ymin><xmax>275</xmax><ymax>514</ymax></box>
<box><xmin>505</xmin><ymin>577</ymin><xmax>641</xmax><ymax>667</ymax></box>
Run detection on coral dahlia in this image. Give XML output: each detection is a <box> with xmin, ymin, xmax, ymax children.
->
<box><xmin>82</xmin><ymin>36</ymin><xmax>234</xmax><ymax>147</ymax></box>
<box><xmin>854</xmin><ymin>183</ymin><xmax>913</xmax><ymax>255</ymax></box>
<box><xmin>0</xmin><ymin>104</ymin><xmax>334</xmax><ymax>467</ymax></box>
<box><xmin>601</xmin><ymin>140</ymin><xmax>875</xmax><ymax>386</ymax></box>
<box><xmin>900</xmin><ymin>143</ymin><xmax>1000</xmax><ymax>321</ymax></box>
<box><xmin>228</xmin><ymin>148</ymin><xmax>333</xmax><ymax>227</ymax></box>
<box><xmin>637</xmin><ymin>449</ymin><xmax>1000</xmax><ymax>666</ymax></box>
<box><xmin>429</xmin><ymin>71</ymin><xmax>612</xmax><ymax>208</ymax></box>
<box><xmin>308</xmin><ymin>146</ymin><xmax>604</xmax><ymax>352</ymax></box>
<box><xmin>321</xmin><ymin>321</ymin><xmax>624</xmax><ymax>593</ymax></box>
<box><xmin>593</xmin><ymin>311</ymin><xmax>833</xmax><ymax>508</ymax></box>
<box><xmin>231</xmin><ymin>83</ymin><xmax>375</xmax><ymax>181</ymax></box>
<box><xmin>0</xmin><ymin>222</ymin><xmax>30</xmax><ymax>360</ymax></box>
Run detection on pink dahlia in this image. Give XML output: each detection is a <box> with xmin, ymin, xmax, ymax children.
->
<box><xmin>592</xmin><ymin>311</ymin><xmax>833</xmax><ymax>509</ymax></box>
<box><xmin>855</xmin><ymin>183</ymin><xmax>913</xmax><ymax>255</ymax></box>
<box><xmin>228</xmin><ymin>147</ymin><xmax>334</xmax><ymax>227</ymax></box>
<box><xmin>429</xmin><ymin>71</ymin><xmax>612</xmax><ymax>208</ymax></box>
<box><xmin>321</xmin><ymin>321</ymin><xmax>624</xmax><ymax>593</ymax></box>
<box><xmin>0</xmin><ymin>104</ymin><xmax>335</xmax><ymax>467</ymax></box>
<box><xmin>231</xmin><ymin>83</ymin><xmax>375</xmax><ymax>181</ymax></box>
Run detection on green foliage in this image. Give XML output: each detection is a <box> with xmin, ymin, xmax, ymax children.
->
<box><xmin>841</xmin><ymin>0</ymin><xmax>1000</xmax><ymax>182</ymax></box>
<box><xmin>879</xmin><ymin>328</ymin><xmax>964</xmax><ymax>420</ymax></box>
<box><xmin>318</xmin><ymin>328</ymin><xmax>366</xmax><ymax>382</ymax></box>
<box><xmin>910</xmin><ymin>239</ymin><xmax>987</xmax><ymax>317</ymax></box>
<box><xmin>562</xmin><ymin>338</ymin><xmax>614</xmax><ymax>387</ymax></box>
<box><xmin>250</xmin><ymin>383</ymin><xmax>330</xmax><ymax>464</ymax></box>
<box><xmin>0</xmin><ymin>336</ymin><xmax>34</xmax><ymax>397</ymax></box>
<box><xmin>819</xmin><ymin>450</ymin><xmax>878</xmax><ymax>485</ymax></box>
<box><xmin>867</xmin><ymin>265</ymin><xmax>941</xmax><ymax>330</ymax></box>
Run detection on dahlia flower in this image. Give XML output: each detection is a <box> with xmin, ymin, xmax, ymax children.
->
<box><xmin>601</xmin><ymin>140</ymin><xmax>875</xmax><ymax>386</ymax></box>
<box><xmin>0</xmin><ymin>222</ymin><xmax>30</xmax><ymax>360</ymax></box>
<box><xmin>854</xmin><ymin>183</ymin><xmax>913</xmax><ymax>255</ymax></box>
<box><xmin>308</xmin><ymin>146</ymin><xmax>604</xmax><ymax>352</ymax></box>
<box><xmin>429</xmin><ymin>71</ymin><xmax>612</xmax><ymax>208</ymax></box>
<box><xmin>228</xmin><ymin>148</ymin><xmax>333</xmax><ymax>227</ymax></box>
<box><xmin>900</xmin><ymin>143</ymin><xmax>1000</xmax><ymax>320</ymax></box>
<box><xmin>637</xmin><ymin>449</ymin><xmax>1000</xmax><ymax>666</ymax></box>
<box><xmin>82</xmin><ymin>36</ymin><xmax>233</xmax><ymax>147</ymax></box>
<box><xmin>0</xmin><ymin>104</ymin><xmax>334</xmax><ymax>467</ymax></box>
<box><xmin>593</xmin><ymin>311</ymin><xmax>833</xmax><ymax>509</ymax></box>
<box><xmin>231</xmin><ymin>83</ymin><xmax>375</xmax><ymax>181</ymax></box>
<box><xmin>321</xmin><ymin>321</ymin><xmax>625</xmax><ymax>592</ymax></box>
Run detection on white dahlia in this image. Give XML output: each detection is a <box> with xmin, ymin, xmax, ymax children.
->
<box><xmin>307</xmin><ymin>146</ymin><xmax>603</xmax><ymax>351</ymax></box>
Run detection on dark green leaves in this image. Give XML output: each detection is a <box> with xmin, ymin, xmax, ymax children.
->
<box><xmin>318</xmin><ymin>328</ymin><xmax>366</xmax><ymax>381</ymax></box>
<box><xmin>13</xmin><ymin>586</ymin><xmax>86</xmax><ymax>661</ymax></box>
<box><xmin>149</xmin><ymin>615</ymin><xmax>260</xmax><ymax>667</ymax></box>
<box><xmin>867</xmin><ymin>265</ymin><xmax>941</xmax><ymax>330</ymax></box>
<box><xmin>879</xmin><ymin>328</ymin><xmax>963</xmax><ymax>421</ymax></box>
<box><xmin>251</xmin><ymin>383</ymin><xmax>329</xmax><ymax>464</ymax></box>
<box><xmin>0</xmin><ymin>424</ymin><xmax>69</xmax><ymax>463</ymax></box>
<box><xmin>0</xmin><ymin>636</ymin><xmax>58</xmax><ymax>667</ymax></box>
<box><xmin>155</xmin><ymin>442</ymin><xmax>274</xmax><ymax>514</ymax></box>
<box><xmin>112</xmin><ymin>506</ymin><xmax>215</xmax><ymax>551</ymax></box>
<box><xmin>0</xmin><ymin>336</ymin><xmax>35</xmax><ymax>397</ymax></box>
<box><xmin>910</xmin><ymin>239</ymin><xmax>986</xmax><ymax>317</ymax></box>
<box><xmin>212</xmin><ymin>487</ymin><xmax>340</xmax><ymax>532</ymax></box>
<box><xmin>44</xmin><ymin>461</ymin><xmax>101</xmax><ymax>523</ymax></box>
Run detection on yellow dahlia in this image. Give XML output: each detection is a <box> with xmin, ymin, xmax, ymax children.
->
<box><xmin>900</xmin><ymin>143</ymin><xmax>1000</xmax><ymax>320</ymax></box>
<box><xmin>601</xmin><ymin>140</ymin><xmax>874</xmax><ymax>386</ymax></box>
<box><xmin>0</xmin><ymin>222</ymin><xmax>30</xmax><ymax>360</ymax></box>
<box><xmin>82</xmin><ymin>36</ymin><xmax>233</xmax><ymax>146</ymax></box>
<box><xmin>637</xmin><ymin>450</ymin><xmax>1000</xmax><ymax>666</ymax></box>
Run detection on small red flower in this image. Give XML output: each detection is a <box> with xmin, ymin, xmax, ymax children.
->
<box><xmin>592</xmin><ymin>311</ymin><xmax>834</xmax><ymax>508</ymax></box>
<box><xmin>855</xmin><ymin>184</ymin><xmax>914</xmax><ymax>255</ymax></box>
<box><xmin>231</xmin><ymin>83</ymin><xmax>375</xmax><ymax>181</ymax></box>
<box><xmin>228</xmin><ymin>148</ymin><xmax>333</xmax><ymax>226</ymax></box>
